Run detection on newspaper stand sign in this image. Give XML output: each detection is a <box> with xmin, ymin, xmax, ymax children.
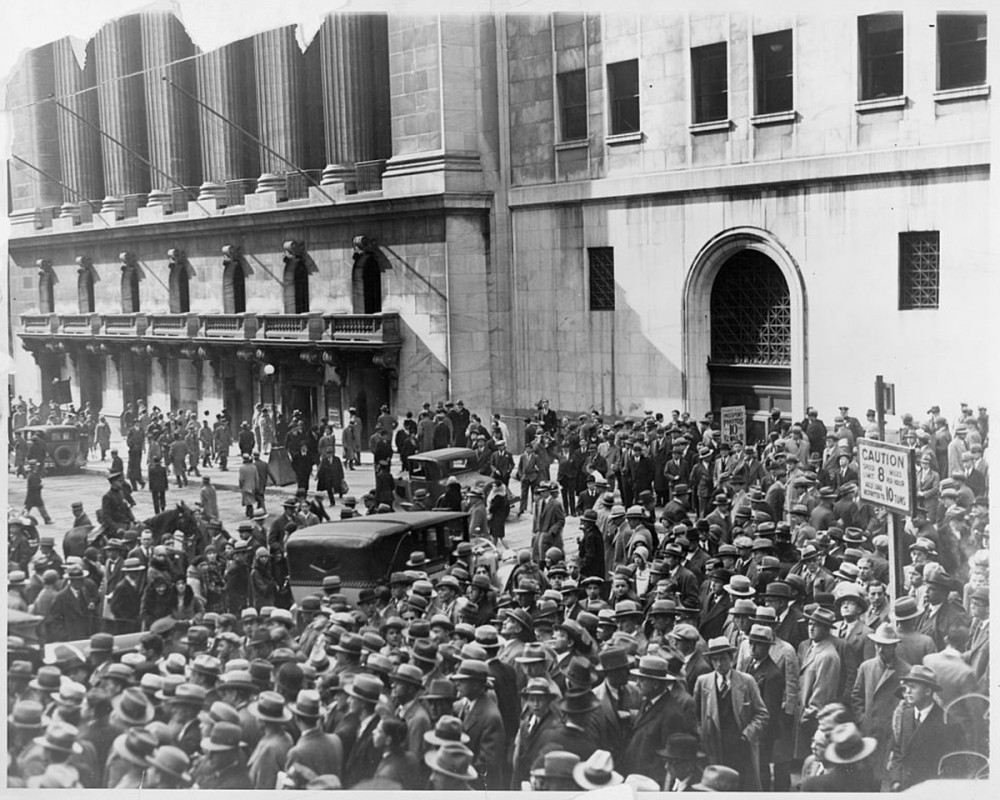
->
<box><xmin>720</xmin><ymin>406</ymin><xmax>746</xmax><ymax>444</ymax></box>
<box><xmin>857</xmin><ymin>438</ymin><xmax>916</xmax><ymax>515</ymax></box>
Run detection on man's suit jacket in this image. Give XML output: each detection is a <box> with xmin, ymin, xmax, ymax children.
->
<box><xmin>373</xmin><ymin>749</ymin><xmax>421</xmax><ymax>789</ymax></box>
<box><xmin>47</xmin><ymin>584</ymin><xmax>97</xmax><ymax>641</ymax></box>
<box><xmin>460</xmin><ymin>693</ymin><xmax>507</xmax><ymax>790</ymax></box>
<box><xmin>625</xmin><ymin>456</ymin><xmax>656</xmax><ymax>497</ymax></box>
<box><xmin>108</xmin><ymin>577</ymin><xmax>142</xmax><ymax>632</ymax></box>
<box><xmin>698</xmin><ymin>592</ymin><xmax>731</xmax><ymax>640</ymax></box>
<box><xmin>916</xmin><ymin>600</ymin><xmax>970</xmax><ymax>651</ymax></box>
<box><xmin>683</xmin><ymin>651</ymin><xmax>713</xmax><ymax>696</ymax></box>
<box><xmin>285</xmin><ymin>728</ymin><xmax>344</xmax><ymax>781</ymax></box>
<box><xmin>795</xmin><ymin>638</ymin><xmax>841</xmax><ymax>755</ymax></box>
<box><xmin>748</xmin><ymin>656</ymin><xmax>785</xmax><ymax>742</ymax></box>
<box><xmin>887</xmin><ymin>701</ymin><xmax>965</xmax><ymax>790</ymax></box>
<box><xmin>965</xmin><ymin>619</ymin><xmax>989</xmax><ymax>690</ymax></box>
<box><xmin>576</xmin><ymin>489</ymin><xmax>601</xmax><ymax>513</ymax></box>
<box><xmin>538</xmin><ymin>496</ymin><xmax>566</xmax><ymax>539</ymax></box>
<box><xmin>774</xmin><ymin>608</ymin><xmax>807</xmax><ymax>652</ymax></box>
<box><xmin>801</xmin><ymin>764</ymin><xmax>879</xmax><ymax>792</ymax></box>
<box><xmin>398</xmin><ymin>698</ymin><xmax>432</xmax><ymax>762</ymax></box>
<box><xmin>834</xmin><ymin>618</ymin><xmax>869</xmax><ymax>701</ymax></box>
<box><xmin>510</xmin><ymin>707</ymin><xmax>562</xmax><ymax>787</ymax></box>
<box><xmin>621</xmin><ymin>684</ymin><xmax>697</xmax><ymax>784</ymax></box>
<box><xmin>693</xmin><ymin>669</ymin><xmax>769</xmax><ymax>791</ymax></box>
<box><xmin>342</xmin><ymin>714</ymin><xmax>382</xmax><ymax>788</ymax></box>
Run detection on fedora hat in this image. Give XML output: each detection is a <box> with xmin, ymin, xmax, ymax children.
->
<box><xmin>505</xmin><ymin>607</ymin><xmax>533</xmax><ymax>630</ymax></box>
<box><xmin>657</xmin><ymin>732</ymin><xmax>703</xmax><ymax>761</ymax></box>
<box><xmin>332</xmin><ymin>632</ymin><xmax>364</xmax><ymax>656</ymax></box>
<box><xmin>424</xmin><ymin>715</ymin><xmax>471</xmax><ymax>746</ymax></box>
<box><xmin>112</xmin><ymin>727</ymin><xmax>159</xmax><ymax>768</ymax></box>
<box><xmin>924</xmin><ymin>570</ymin><xmax>954</xmax><ymax>589</ymax></box>
<box><xmin>804</xmin><ymin>606</ymin><xmax>837</xmax><ymax>627</ymax></box>
<box><xmin>514</xmin><ymin>642</ymin><xmax>549</xmax><ymax>664</ymax></box>
<box><xmin>521</xmin><ymin>676</ymin><xmax>558</xmax><ymax>697</ymax></box>
<box><xmin>723</xmin><ymin>575</ymin><xmax>754</xmax><ymax>597</ymax></box>
<box><xmin>747</xmin><ymin>624</ymin><xmax>774</xmax><ymax>646</ymax></box>
<box><xmin>730</xmin><ymin>598</ymin><xmax>757</xmax><ymax>617</ymax></box>
<box><xmin>825</xmin><ymin>722</ymin><xmax>878</xmax><ymax>765</ymax></box>
<box><xmin>531</xmin><ymin>750</ymin><xmax>581</xmax><ymax>780</ymax></box>
<box><xmin>33</xmin><ymin>722</ymin><xmax>84</xmax><ymax>756</ymax></box>
<box><xmin>692</xmin><ymin>764</ymin><xmax>741</xmax><ymax>792</ymax></box>
<box><xmin>8</xmin><ymin>700</ymin><xmax>45</xmax><ymax>730</ymax></box>
<box><xmin>557</xmin><ymin>688</ymin><xmax>601</xmax><ymax>715</ymax></box>
<box><xmin>596</xmin><ymin>646</ymin><xmax>634</xmax><ymax>673</ymax></box>
<box><xmin>424</xmin><ymin>742</ymin><xmax>478</xmax><ymax>782</ymax></box>
<box><xmin>614</xmin><ymin>600</ymin><xmax>644</xmax><ymax>619</ymax></box>
<box><xmin>249</xmin><ymin>691</ymin><xmax>293</xmax><ymax>723</ymax></box>
<box><xmin>899</xmin><ymin>664</ymin><xmax>941</xmax><ymax>692</ymax></box>
<box><xmin>704</xmin><ymin>636</ymin><xmax>735</xmax><ymax>657</ymax></box>
<box><xmin>751</xmin><ymin>606</ymin><xmax>777</xmax><ymax>625</ymax></box>
<box><xmin>409</xmin><ymin>639</ymin><xmax>440</xmax><ymax>666</ymax></box>
<box><xmin>363</xmin><ymin>653</ymin><xmax>394</xmax><ymax>677</ymax></box>
<box><xmin>423</xmin><ymin>679</ymin><xmax>458</xmax><ymax>702</ymax></box>
<box><xmin>200</xmin><ymin>721</ymin><xmax>244</xmax><ymax>753</ymax></box>
<box><xmin>28</xmin><ymin>665</ymin><xmax>62</xmax><ymax>694</ymax></box>
<box><xmin>452</xmin><ymin>659</ymin><xmax>490</xmax><ymax>683</ymax></box>
<box><xmin>390</xmin><ymin>663</ymin><xmax>425</xmax><ymax>688</ymax></box>
<box><xmin>112</xmin><ymin>687</ymin><xmax>155</xmax><ymax>726</ymax></box>
<box><xmin>344</xmin><ymin>674</ymin><xmax>384</xmax><ymax>705</ymax></box>
<box><xmin>52</xmin><ymin>681</ymin><xmax>86</xmax><ymax>709</ymax></box>
<box><xmin>218</xmin><ymin>670</ymin><xmax>257</xmax><ymax>693</ymax></box>
<box><xmin>629</xmin><ymin>654</ymin><xmax>675</xmax><ymax>682</ymax></box>
<box><xmin>198</xmin><ymin>700</ymin><xmax>241</xmax><ymax>727</ymax></box>
<box><xmin>867</xmin><ymin>622</ymin><xmax>902</xmax><ymax>645</ymax></box>
<box><xmin>146</xmin><ymin>745</ymin><xmax>193</xmax><ymax>785</ymax></box>
<box><xmin>573</xmin><ymin>749</ymin><xmax>624</xmax><ymax>790</ymax></box>
<box><xmin>289</xmin><ymin>689</ymin><xmax>322</xmax><ymax>719</ymax></box>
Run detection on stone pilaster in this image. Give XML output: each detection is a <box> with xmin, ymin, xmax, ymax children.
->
<box><xmin>318</xmin><ymin>13</ymin><xmax>388</xmax><ymax>188</ymax></box>
<box><xmin>52</xmin><ymin>38</ymin><xmax>104</xmax><ymax>216</ymax></box>
<box><xmin>196</xmin><ymin>40</ymin><xmax>260</xmax><ymax>195</ymax></box>
<box><xmin>94</xmin><ymin>15</ymin><xmax>150</xmax><ymax>206</ymax></box>
<box><xmin>141</xmin><ymin>10</ymin><xmax>202</xmax><ymax>193</ymax></box>
<box><xmin>253</xmin><ymin>26</ymin><xmax>303</xmax><ymax>190</ymax></box>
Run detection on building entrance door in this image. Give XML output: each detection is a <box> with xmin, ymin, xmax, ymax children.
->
<box><xmin>344</xmin><ymin>364</ymin><xmax>390</xmax><ymax>449</ymax></box>
<box><xmin>708</xmin><ymin>250</ymin><xmax>792</xmax><ymax>445</ymax></box>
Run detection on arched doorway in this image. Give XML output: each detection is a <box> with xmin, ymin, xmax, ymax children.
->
<box><xmin>169</xmin><ymin>266</ymin><xmax>190</xmax><ymax>313</ymax></box>
<box><xmin>121</xmin><ymin>266</ymin><xmax>140</xmax><ymax>313</ymax></box>
<box><xmin>683</xmin><ymin>228</ymin><xmax>806</xmax><ymax>442</ymax></box>
<box><xmin>78</xmin><ymin>269</ymin><xmax>95</xmax><ymax>313</ymax></box>
<box><xmin>352</xmin><ymin>253</ymin><xmax>382</xmax><ymax>314</ymax></box>
<box><xmin>284</xmin><ymin>261</ymin><xmax>309</xmax><ymax>313</ymax></box>
<box><xmin>223</xmin><ymin>262</ymin><xmax>246</xmax><ymax>313</ymax></box>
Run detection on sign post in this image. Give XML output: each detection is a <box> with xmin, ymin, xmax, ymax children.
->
<box><xmin>720</xmin><ymin>405</ymin><xmax>747</xmax><ymax>444</ymax></box>
<box><xmin>857</xmin><ymin>438</ymin><xmax>917</xmax><ymax>600</ymax></box>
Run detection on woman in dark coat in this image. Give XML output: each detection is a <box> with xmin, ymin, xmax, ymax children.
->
<box><xmin>316</xmin><ymin>454</ymin><xmax>346</xmax><ymax>507</ymax></box>
<box><xmin>250</xmin><ymin>548</ymin><xmax>277</xmax><ymax>609</ymax></box>
<box><xmin>487</xmin><ymin>474</ymin><xmax>511</xmax><ymax>550</ymax></box>
<box><xmin>435</xmin><ymin>478</ymin><xmax>463</xmax><ymax>512</ymax></box>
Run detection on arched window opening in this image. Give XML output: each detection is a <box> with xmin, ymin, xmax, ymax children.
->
<box><xmin>352</xmin><ymin>253</ymin><xmax>382</xmax><ymax>314</ymax></box>
<box><xmin>169</xmin><ymin>266</ymin><xmax>190</xmax><ymax>313</ymax></box>
<box><xmin>39</xmin><ymin>269</ymin><xmax>54</xmax><ymax>314</ymax></box>
<box><xmin>224</xmin><ymin>262</ymin><xmax>246</xmax><ymax>314</ymax></box>
<box><xmin>122</xmin><ymin>267</ymin><xmax>140</xmax><ymax>313</ymax></box>
<box><xmin>283</xmin><ymin>260</ymin><xmax>309</xmax><ymax>313</ymax></box>
<box><xmin>78</xmin><ymin>269</ymin><xmax>95</xmax><ymax>313</ymax></box>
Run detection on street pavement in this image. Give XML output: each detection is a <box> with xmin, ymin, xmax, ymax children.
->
<box><xmin>8</xmin><ymin>448</ymin><xmax>580</xmax><ymax>562</ymax></box>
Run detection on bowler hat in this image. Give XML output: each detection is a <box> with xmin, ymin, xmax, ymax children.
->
<box><xmin>657</xmin><ymin>732</ymin><xmax>702</xmax><ymax>761</ymax></box>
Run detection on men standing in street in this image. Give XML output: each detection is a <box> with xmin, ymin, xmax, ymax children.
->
<box><xmin>795</xmin><ymin>606</ymin><xmax>841</xmax><ymax>762</ymax></box>
<box><xmin>46</xmin><ymin>565</ymin><xmax>99</xmax><ymax>641</ymax></box>
<box><xmin>148</xmin><ymin>456</ymin><xmax>169</xmax><ymax>515</ymax></box>
<box><xmin>23</xmin><ymin>460</ymin><xmax>53</xmax><ymax>524</ymax></box>
<box><xmin>239</xmin><ymin>453</ymin><xmax>259</xmax><ymax>518</ymax></box>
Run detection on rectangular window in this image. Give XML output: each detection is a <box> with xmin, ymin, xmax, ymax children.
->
<box><xmin>557</xmin><ymin>70</ymin><xmax>588</xmax><ymax>141</ymax></box>
<box><xmin>607</xmin><ymin>60</ymin><xmax>640</xmax><ymax>134</ymax></box>
<box><xmin>899</xmin><ymin>232</ymin><xmax>940</xmax><ymax>310</ymax></box>
<box><xmin>588</xmin><ymin>248</ymin><xmax>615</xmax><ymax>311</ymax></box>
<box><xmin>859</xmin><ymin>13</ymin><xmax>904</xmax><ymax>100</ymax></box>
<box><xmin>754</xmin><ymin>30</ymin><xmax>793</xmax><ymax>114</ymax></box>
<box><xmin>938</xmin><ymin>13</ymin><xmax>988</xmax><ymax>90</ymax></box>
<box><xmin>692</xmin><ymin>42</ymin><xmax>729</xmax><ymax>123</ymax></box>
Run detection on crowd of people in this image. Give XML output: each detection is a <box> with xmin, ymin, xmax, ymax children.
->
<box><xmin>6</xmin><ymin>394</ymin><xmax>991</xmax><ymax>791</ymax></box>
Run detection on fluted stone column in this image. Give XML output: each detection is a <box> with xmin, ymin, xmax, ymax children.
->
<box><xmin>318</xmin><ymin>13</ymin><xmax>385</xmax><ymax>188</ymax></box>
<box><xmin>196</xmin><ymin>40</ymin><xmax>259</xmax><ymax>202</ymax></box>
<box><xmin>52</xmin><ymin>38</ymin><xmax>104</xmax><ymax>218</ymax></box>
<box><xmin>95</xmin><ymin>15</ymin><xmax>150</xmax><ymax>213</ymax></box>
<box><xmin>8</xmin><ymin>44</ymin><xmax>62</xmax><ymax>215</ymax></box>
<box><xmin>253</xmin><ymin>26</ymin><xmax>304</xmax><ymax>193</ymax></box>
<box><xmin>141</xmin><ymin>10</ymin><xmax>202</xmax><ymax>198</ymax></box>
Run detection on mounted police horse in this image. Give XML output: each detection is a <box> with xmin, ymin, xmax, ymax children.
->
<box><xmin>61</xmin><ymin>502</ymin><xmax>202</xmax><ymax>559</ymax></box>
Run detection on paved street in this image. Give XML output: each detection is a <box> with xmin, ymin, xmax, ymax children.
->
<box><xmin>9</xmin><ymin>448</ymin><xmax>569</xmax><ymax>561</ymax></box>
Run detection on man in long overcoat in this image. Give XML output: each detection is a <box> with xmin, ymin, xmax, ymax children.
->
<box><xmin>794</xmin><ymin>607</ymin><xmax>841</xmax><ymax>759</ymax></box>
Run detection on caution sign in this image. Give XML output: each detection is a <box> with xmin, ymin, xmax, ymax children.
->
<box><xmin>720</xmin><ymin>406</ymin><xmax>746</xmax><ymax>444</ymax></box>
<box><xmin>858</xmin><ymin>438</ymin><xmax>916</xmax><ymax>515</ymax></box>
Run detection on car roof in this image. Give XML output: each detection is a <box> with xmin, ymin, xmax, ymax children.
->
<box><xmin>406</xmin><ymin>447</ymin><xmax>477</xmax><ymax>461</ymax></box>
<box><xmin>15</xmin><ymin>425</ymin><xmax>78</xmax><ymax>434</ymax></box>
<box><xmin>286</xmin><ymin>511</ymin><xmax>468</xmax><ymax>549</ymax></box>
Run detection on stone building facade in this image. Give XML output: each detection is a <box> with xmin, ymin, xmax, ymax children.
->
<box><xmin>8</xmin><ymin>10</ymin><xmax>994</xmax><ymax>443</ymax></box>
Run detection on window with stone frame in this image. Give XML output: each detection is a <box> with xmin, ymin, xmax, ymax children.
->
<box><xmin>557</xmin><ymin>69</ymin><xmax>588</xmax><ymax>141</ymax></box>
<box><xmin>859</xmin><ymin>13</ymin><xmax>904</xmax><ymax>100</ymax></box>
<box><xmin>588</xmin><ymin>247</ymin><xmax>615</xmax><ymax>311</ymax></box>
<box><xmin>899</xmin><ymin>231</ymin><xmax>940</xmax><ymax>310</ymax></box>
<box><xmin>692</xmin><ymin>42</ymin><xmax>729</xmax><ymax>123</ymax></box>
<box><xmin>607</xmin><ymin>60</ymin><xmax>640</xmax><ymax>134</ymax></box>
<box><xmin>39</xmin><ymin>269</ymin><xmax>54</xmax><ymax>314</ymax></box>
<box><xmin>754</xmin><ymin>29</ymin><xmax>793</xmax><ymax>114</ymax></box>
<box><xmin>937</xmin><ymin>12</ymin><xmax>988</xmax><ymax>90</ymax></box>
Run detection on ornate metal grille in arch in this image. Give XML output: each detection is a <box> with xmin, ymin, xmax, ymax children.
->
<box><xmin>710</xmin><ymin>251</ymin><xmax>791</xmax><ymax>366</ymax></box>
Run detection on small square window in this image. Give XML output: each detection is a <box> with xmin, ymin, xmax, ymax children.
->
<box><xmin>859</xmin><ymin>13</ymin><xmax>904</xmax><ymax>100</ymax></box>
<box><xmin>607</xmin><ymin>60</ymin><xmax>640</xmax><ymax>134</ymax></box>
<box><xmin>588</xmin><ymin>248</ymin><xmax>615</xmax><ymax>311</ymax></box>
<box><xmin>938</xmin><ymin>13</ymin><xmax>987</xmax><ymax>90</ymax></box>
<box><xmin>557</xmin><ymin>70</ymin><xmax>588</xmax><ymax>141</ymax></box>
<box><xmin>754</xmin><ymin>30</ymin><xmax>793</xmax><ymax>115</ymax></box>
<box><xmin>692</xmin><ymin>42</ymin><xmax>729</xmax><ymax>123</ymax></box>
<box><xmin>899</xmin><ymin>232</ymin><xmax>940</xmax><ymax>310</ymax></box>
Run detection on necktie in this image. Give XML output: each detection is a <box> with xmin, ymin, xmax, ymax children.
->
<box><xmin>527</xmin><ymin>715</ymin><xmax>538</xmax><ymax>735</ymax></box>
<box><xmin>719</xmin><ymin>677</ymin><xmax>729</xmax><ymax>697</ymax></box>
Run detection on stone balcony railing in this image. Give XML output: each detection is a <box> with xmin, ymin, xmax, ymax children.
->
<box><xmin>19</xmin><ymin>311</ymin><xmax>402</xmax><ymax>347</ymax></box>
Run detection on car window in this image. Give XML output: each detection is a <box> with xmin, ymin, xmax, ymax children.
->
<box><xmin>409</xmin><ymin>461</ymin><xmax>428</xmax><ymax>479</ymax></box>
<box><xmin>448</xmin><ymin>458</ymin><xmax>469</xmax><ymax>473</ymax></box>
<box><xmin>410</xmin><ymin>526</ymin><xmax>447</xmax><ymax>563</ymax></box>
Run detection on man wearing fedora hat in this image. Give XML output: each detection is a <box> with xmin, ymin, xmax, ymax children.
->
<box><xmin>526</xmin><ymin>749</ymin><xmax>581</xmax><ymax>791</ymax></box>
<box><xmin>452</xmin><ymin>659</ymin><xmax>506</xmax><ymax>789</ymax></box>
<box><xmin>510</xmin><ymin>677</ymin><xmax>562</xmax><ymax>787</ymax></box>
<box><xmin>795</xmin><ymin>606</ymin><xmax>842</xmax><ymax>761</ymax></box>
<box><xmin>372</xmin><ymin>715</ymin><xmax>421</xmax><ymax>788</ymax></box>
<box><xmin>621</xmin><ymin>654</ymin><xmax>696</xmax><ymax>785</ymax></box>
<box><xmin>46</xmin><ymin>564</ymin><xmax>99</xmax><ymax>642</ymax></box>
<box><xmin>693</xmin><ymin>636</ymin><xmax>769</xmax><ymax>791</ymax></box>
<box><xmin>887</xmin><ymin>664</ymin><xmax>966</xmax><ymax>791</ymax></box>
<box><xmin>104</xmin><ymin>727</ymin><xmax>158</xmax><ymax>788</ymax></box>
<box><xmin>145</xmin><ymin>744</ymin><xmax>193</xmax><ymax>788</ymax></box>
<box><xmin>390</xmin><ymin>663</ymin><xmax>432</xmax><ymax>760</ymax></box>
<box><xmin>916</xmin><ymin>569</ymin><xmax>970</xmax><ymax>650</ymax></box>
<box><xmin>425</xmin><ymin>741</ymin><xmax>478</xmax><ymax>790</ymax></box>
<box><xmin>247</xmin><ymin>690</ymin><xmax>294</xmax><ymax>789</ymax></box>
<box><xmin>658</xmin><ymin>731</ymin><xmax>703</xmax><ymax>791</ymax></box>
<box><xmin>194</xmin><ymin>721</ymin><xmax>251</xmax><ymax>789</ymax></box>
<box><xmin>800</xmin><ymin>721</ymin><xmax>879</xmax><ymax>791</ymax></box>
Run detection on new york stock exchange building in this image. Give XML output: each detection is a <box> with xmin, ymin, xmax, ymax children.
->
<box><xmin>7</xmin><ymin>8</ymin><xmax>994</xmax><ymax>441</ymax></box>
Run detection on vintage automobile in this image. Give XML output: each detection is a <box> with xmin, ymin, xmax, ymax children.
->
<box><xmin>15</xmin><ymin>425</ymin><xmax>87</xmax><ymax>472</ymax></box>
<box><xmin>285</xmin><ymin>511</ymin><xmax>469</xmax><ymax>603</ymax></box>
<box><xmin>394</xmin><ymin>447</ymin><xmax>486</xmax><ymax>505</ymax></box>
